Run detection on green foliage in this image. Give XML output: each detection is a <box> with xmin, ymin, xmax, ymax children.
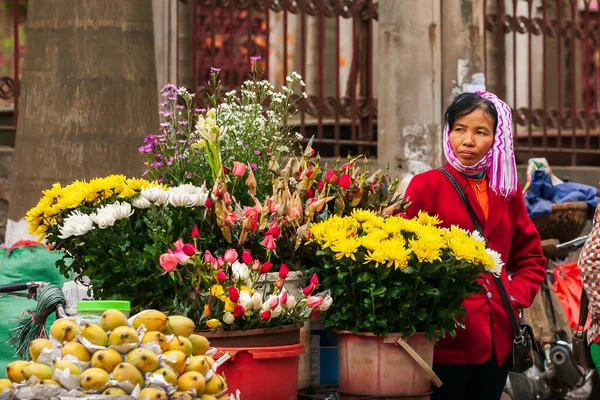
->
<box><xmin>311</xmin><ymin>249</ymin><xmax>482</xmax><ymax>341</ymax></box>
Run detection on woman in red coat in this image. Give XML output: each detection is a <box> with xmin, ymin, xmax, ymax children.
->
<box><xmin>404</xmin><ymin>91</ymin><xmax>546</xmax><ymax>400</ymax></box>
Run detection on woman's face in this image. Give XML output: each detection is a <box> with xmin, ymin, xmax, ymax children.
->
<box><xmin>449</xmin><ymin>108</ymin><xmax>495</xmax><ymax>166</ymax></box>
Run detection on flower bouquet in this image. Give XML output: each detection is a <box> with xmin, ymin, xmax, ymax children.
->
<box><xmin>25</xmin><ymin>175</ymin><xmax>214</xmax><ymax>313</ymax></box>
<box><xmin>158</xmin><ymin>239</ymin><xmax>332</xmax><ymax>330</ymax></box>
<box><xmin>308</xmin><ymin>209</ymin><xmax>502</xmax><ymax>340</ymax></box>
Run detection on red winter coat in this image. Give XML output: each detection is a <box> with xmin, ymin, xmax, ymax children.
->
<box><xmin>404</xmin><ymin>163</ymin><xmax>546</xmax><ymax>366</ymax></box>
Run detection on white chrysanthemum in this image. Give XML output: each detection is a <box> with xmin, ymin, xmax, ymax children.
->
<box><xmin>141</xmin><ymin>186</ymin><xmax>169</xmax><ymax>205</ymax></box>
<box><xmin>58</xmin><ymin>210</ymin><xmax>94</xmax><ymax>239</ymax></box>
<box><xmin>92</xmin><ymin>207</ymin><xmax>117</xmax><ymax>229</ymax></box>
<box><xmin>485</xmin><ymin>248</ymin><xmax>504</xmax><ymax>276</ymax></box>
<box><xmin>132</xmin><ymin>196</ymin><xmax>151</xmax><ymax>209</ymax></box>
<box><xmin>471</xmin><ymin>230</ymin><xmax>486</xmax><ymax>244</ymax></box>
<box><xmin>111</xmin><ymin>201</ymin><xmax>134</xmax><ymax>220</ymax></box>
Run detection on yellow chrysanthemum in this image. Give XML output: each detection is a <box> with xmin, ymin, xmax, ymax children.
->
<box><xmin>209</xmin><ymin>285</ymin><xmax>226</xmax><ymax>301</ymax></box>
<box><xmin>57</xmin><ymin>185</ymin><xmax>87</xmax><ymax>210</ymax></box>
<box><xmin>360</xmin><ymin>230</ymin><xmax>390</xmax><ymax>251</ymax></box>
<box><xmin>447</xmin><ymin>237</ymin><xmax>480</xmax><ymax>264</ymax></box>
<box><xmin>351</xmin><ymin>209</ymin><xmax>378</xmax><ymax>223</ymax></box>
<box><xmin>126</xmin><ymin>178</ymin><xmax>151</xmax><ymax>191</ymax></box>
<box><xmin>417</xmin><ymin>210</ymin><xmax>442</xmax><ymax>226</ymax></box>
<box><xmin>42</xmin><ymin>183</ymin><xmax>62</xmax><ymax>200</ymax></box>
<box><xmin>118</xmin><ymin>186</ymin><xmax>137</xmax><ymax>198</ymax></box>
<box><xmin>409</xmin><ymin>235</ymin><xmax>444</xmax><ymax>263</ymax></box>
<box><xmin>330</xmin><ymin>237</ymin><xmax>361</xmax><ymax>260</ymax></box>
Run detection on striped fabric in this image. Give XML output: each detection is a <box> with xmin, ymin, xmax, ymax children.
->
<box><xmin>579</xmin><ymin>205</ymin><xmax>600</xmax><ymax>344</ymax></box>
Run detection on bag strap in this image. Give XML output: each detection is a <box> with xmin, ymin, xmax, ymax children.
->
<box><xmin>438</xmin><ymin>168</ymin><xmax>521</xmax><ymax>338</ymax></box>
<box><xmin>578</xmin><ymin>288</ymin><xmax>589</xmax><ymax>330</ymax></box>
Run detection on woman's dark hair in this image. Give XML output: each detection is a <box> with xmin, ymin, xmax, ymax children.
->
<box><xmin>445</xmin><ymin>92</ymin><xmax>498</xmax><ymax>133</ymax></box>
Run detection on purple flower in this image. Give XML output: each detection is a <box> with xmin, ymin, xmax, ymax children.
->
<box><xmin>250</xmin><ymin>56</ymin><xmax>262</xmax><ymax>62</ymax></box>
<box><xmin>186</xmin><ymin>172</ymin><xmax>193</xmax><ymax>179</ymax></box>
<box><xmin>151</xmin><ymin>161</ymin><xmax>163</xmax><ymax>168</ymax></box>
<box><xmin>250</xmin><ymin>163</ymin><xmax>257</xmax><ymax>170</ymax></box>
<box><xmin>245</xmin><ymin>145</ymin><xmax>249</xmax><ymax>149</ymax></box>
<box><xmin>254</xmin><ymin>150</ymin><xmax>261</xmax><ymax>155</ymax></box>
<box><xmin>175</xmin><ymin>105</ymin><xmax>185</xmax><ymax>110</ymax></box>
<box><xmin>160</xmin><ymin>101</ymin><xmax>169</xmax><ymax>108</ymax></box>
<box><xmin>159</xmin><ymin>110</ymin><xmax>172</xmax><ymax>117</ymax></box>
<box><xmin>178</xmin><ymin>120</ymin><xmax>188</xmax><ymax>126</ymax></box>
<box><xmin>167</xmin><ymin>156</ymin><xmax>174</xmax><ymax>166</ymax></box>
<box><xmin>195</xmin><ymin>108</ymin><xmax>205</xmax><ymax>113</ymax></box>
<box><xmin>144</xmin><ymin>134</ymin><xmax>157</xmax><ymax>144</ymax></box>
<box><xmin>141</xmin><ymin>169</ymin><xmax>149</xmax><ymax>177</ymax></box>
<box><xmin>156</xmin><ymin>178</ymin><xmax>164</xmax><ymax>183</ymax></box>
<box><xmin>210</xmin><ymin>67</ymin><xmax>221</xmax><ymax>73</ymax></box>
<box><xmin>138</xmin><ymin>144</ymin><xmax>153</xmax><ymax>154</ymax></box>
<box><xmin>160</xmin><ymin>122</ymin><xmax>170</xmax><ymax>128</ymax></box>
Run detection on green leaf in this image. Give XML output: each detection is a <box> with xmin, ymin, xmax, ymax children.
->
<box><xmin>372</xmin><ymin>286</ymin><xmax>386</xmax><ymax>297</ymax></box>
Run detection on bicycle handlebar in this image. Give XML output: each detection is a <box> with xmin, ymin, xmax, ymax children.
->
<box><xmin>555</xmin><ymin>235</ymin><xmax>589</xmax><ymax>251</ymax></box>
<box><xmin>0</xmin><ymin>282</ymin><xmax>32</xmax><ymax>293</ymax></box>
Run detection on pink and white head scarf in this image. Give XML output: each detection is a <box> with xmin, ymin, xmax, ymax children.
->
<box><xmin>443</xmin><ymin>91</ymin><xmax>518</xmax><ymax>197</ymax></box>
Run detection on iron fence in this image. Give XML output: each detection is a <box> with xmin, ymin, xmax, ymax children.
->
<box><xmin>484</xmin><ymin>0</ymin><xmax>600</xmax><ymax>165</ymax></box>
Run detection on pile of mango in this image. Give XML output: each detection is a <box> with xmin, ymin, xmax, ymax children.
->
<box><xmin>0</xmin><ymin>309</ymin><xmax>232</xmax><ymax>400</ymax></box>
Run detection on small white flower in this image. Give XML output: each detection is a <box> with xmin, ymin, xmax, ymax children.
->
<box><xmin>223</xmin><ymin>312</ymin><xmax>235</xmax><ymax>324</ymax></box>
<box><xmin>318</xmin><ymin>294</ymin><xmax>333</xmax><ymax>311</ymax></box>
<box><xmin>132</xmin><ymin>196</ymin><xmax>151</xmax><ymax>209</ymax></box>
<box><xmin>270</xmin><ymin>305</ymin><xmax>283</xmax><ymax>318</ymax></box>
<box><xmin>284</xmin><ymin>295</ymin><xmax>297</xmax><ymax>310</ymax></box>
<box><xmin>231</xmin><ymin>261</ymin><xmax>249</xmax><ymax>282</ymax></box>
<box><xmin>58</xmin><ymin>211</ymin><xmax>94</xmax><ymax>239</ymax></box>
<box><xmin>472</xmin><ymin>230</ymin><xmax>486</xmax><ymax>243</ymax></box>
<box><xmin>250</xmin><ymin>292</ymin><xmax>263</xmax><ymax>311</ymax></box>
<box><xmin>238</xmin><ymin>290</ymin><xmax>252</xmax><ymax>309</ymax></box>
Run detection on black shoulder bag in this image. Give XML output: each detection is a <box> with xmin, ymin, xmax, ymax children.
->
<box><xmin>439</xmin><ymin>168</ymin><xmax>536</xmax><ymax>373</ymax></box>
<box><xmin>572</xmin><ymin>289</ymin><xmax>596</xmax><ymax>369</ymax></box>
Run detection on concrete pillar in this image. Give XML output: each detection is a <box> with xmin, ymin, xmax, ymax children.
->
<box><xmin>153</xmin><ymin>0</ymin><xmax>178</xmax><ymax>92</ymax></box>
<box><xmin>440</xmin><ymin>0</ymin><xmax>486</xmax><ymax>108</ymax></box>
<box><xmin>377</xmin><ymin>0</ymin><xmax>442</xmax><ymax>191</ymax></box>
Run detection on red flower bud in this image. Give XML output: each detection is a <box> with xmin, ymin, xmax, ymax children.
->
<box><xmin>181</xmin><ymin>243</ymin><xmax>197</xmax><ymax>257</ymax></box>
<box><xmin>310</xmin><ymin>273</ymin><xmax>320</xmax><ymax>286</ymax></box>
<box><xmin>217</xmin><ymin>270</ymin><xmax>227</xmax><ymax>283</ymax></box>
<box><xmin>261</xmin><ymin>310</ymin><xmax>271</xmax><ymax>320</ymax></box>
<box><xmin>242</xmin><ymin>250</ymin><xmax>253</xmax><ymax>265</ymax></box>
<box><xmin>206</xmin><ymin>198</ymin><xmax>214</xmax><ymax>209</ymax></box>
<box><xmin>223</xmin><ymin>166</ymin><xmax>230</xmax><ymax>175</ymax></box>
<box><xmin>306</xmin><ymin>169</ymin><xmax>314</xmax><ymax>179</ymax></box>
<box><xmin>228</xmin><ymin>286</ymin><xmax>240</xmax><ymax>303</ymax></box>
<box><xmin>261</xmin><ymin>262</ymin><xmax>273</xmax><ymax>274</ymax></box>
<box><xmin>325</xmin><ymin>170</ymin><xmax>338</xmax><ymax>184</ymax></box>
<box><xmin>318</xmin><ymin>181</ymin><xmax>325</xmax><ymax>191</ymax></box>
<box><xmin>306</xmin><ymin>189</ymin><xmax>315</xmax><ymax>199</ymax></box>
<box><xmin>311</xmin><ymin>148</ymin><xmax>316</xmax><ymax>157</ymax></box>
<box><xmin>190</xmin><ymin>225</ymin><xmax>201</xmax><ymax>239</ymax></box>
<box><xmin>341</xmin><ymin>163</ymin><xmax>351</xmax><ymax>172</ymax></box>
<box><xmin>265</xmin><ymin>225</ymin><xmax>281</xmax><ymax>238</ymax></box>
<box><xmin>233</xmin><ymin>304</ymin><xmax>245</xmax><ymax>317</ymax></box>
<box><xmin>302</xmin><ymin>283</ymin><xmax>315</xmax><ymax>297</ymax></box>
<box><xmin>275</xmin><ymin>278</ymin><xmax>284</xmax><ymax>289</ymax></box>
<box><xmin>279</xmin><ymin>264</ymin><xmax>289</xmax><ymax>279</ymax></box>
<box><xmin>339</xmin><ymin>173</ymin><xmax>352</xmax><ymax>189</ymax></box>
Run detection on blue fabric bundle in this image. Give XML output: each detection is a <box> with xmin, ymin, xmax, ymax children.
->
<box><xmin>524</xmin><ymin>170</ymin><xmax>600</xmax><ymax>219</ymax></box>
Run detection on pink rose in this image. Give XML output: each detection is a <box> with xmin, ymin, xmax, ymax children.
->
<box><xmin>269</xmin><ymin>296</ymin><xmax>279</xmax><ymax>309</ymax></box>
<box><xmin>182</xmin><ymin>243</ymin><xmax>196</xmax><ymax>257</ymax></box>
<box><xmin>232</xmin><ymin>162</ymin><xmax>247</xmax><ymax>177</ymax></box>
<box><xmin>224</xmin><ymin>249</ymin><xmax>238</xmax><ymax>263</ymax></box>
<box><xmin>265</xmin><ymin>225</ymin><xmax>281</xmax><ymax>238</ymax></box>
<box><xmin>275</xmin><ymin>278</ymin><xmax>284</xmax><ymax>289</ymax></box>
<box><xmin>307</xmin><ymin>296</ymin><xmax>325</xmax><ymax>309</ymax></box>
<box><xmin>217</xmin><ymin>270</ymin><xmax>227</xmax><ymax>283</ymax></box>
<box><xmin>280</xmin><ymin>290</ymin><xmax>288</xmax><ymax>306</ymax></box>
<box><xmin>263</xmin><ymin>235</ymin><xmax>277</xmax><ymax>250</ymax></box>
<box><xmin>160</xmin><ymin>253</ymin><xmax>178</xmax><ymax>273</ymax></box>
<box><xmin>261</xmin><ymin>262</ymin><xmax>273</xmax><ymax>274</ymax></box>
